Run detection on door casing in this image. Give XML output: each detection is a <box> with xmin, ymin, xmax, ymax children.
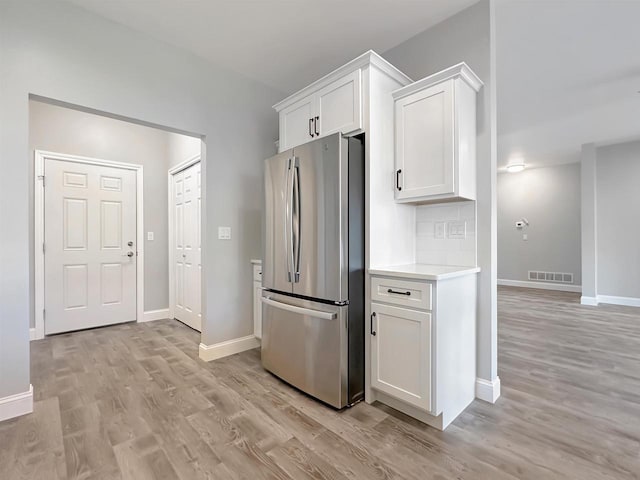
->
<box><xmin>34</xmin><ymin>150</ymin><xmax>144</xmax><ymax>340</ymax></box>
<box><xmin>168</xmin><ymin>154</ymin><xmax>201</xmax><ymax>323</ymax></box>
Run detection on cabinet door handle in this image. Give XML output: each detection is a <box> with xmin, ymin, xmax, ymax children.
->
<box><xmin>314</xmin><ymin>116</ymin><xmax>320</xmax><ymax>136</ymax></box>
<box><xmin>309</xmin><ymin>118</ymin><xmax>315</xmax><ymax>137</ymax></box>
<box><xmin>370</xmin><ymin>312</ymin><xmax>377</xmax><ymax>336</ymax></box>
<box><xmin>387</xmin><ymin>288</ymin><xmax>411</xmax><ymax>296</ymax></box>
<box><xmin>396</xmin><ymin>169</ymin><xmax>402</xmax><ymax>191</ymax></box>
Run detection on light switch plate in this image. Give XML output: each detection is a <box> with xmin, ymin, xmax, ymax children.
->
<box><xmin>147</xmin><ymin>232</ymin><xmax>154</xmax><ymax>241</ymax></box>
<box><xmin>434</xmin><ymin>222</ymin><xmax>446</xmax><ymax>239</ymax></box>
<box><xmin>447</xmin><ymin>221</ymin><xmax>466</xmax><ymax>239</ymax></box>
<box><xmin>218</xmin><ymin>226</ymin><xmax>231</xmax><ymax>240</ymax></box>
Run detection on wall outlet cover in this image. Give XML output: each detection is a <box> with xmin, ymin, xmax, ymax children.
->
<box><xmin>147</xmin><ymin>231</ymin><xmax>154</xmax><ymax>241</ymax></box>
<box><xmin>218</xmin><ymin>226</ymin><xmax>231</xmax><ymax>240</ymax></box>
<box><xmin>434</xmin><ymin>222</ymin><xmax>446</xmax><ymax>239</ymax></box>
<box><xmin>447</xmin><ymin>221</ymin><xmax>466</xmax><ymax>239</ymax></box>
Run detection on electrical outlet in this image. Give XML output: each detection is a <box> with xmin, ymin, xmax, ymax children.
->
<box><xmin>147</xmin><ymin>232</ymin><xmax>154</xmax><ymax>241</ymax></box>
<box><xmin>218</xmin><ymin>226</ymin><xmax>231</xmax><ymax>240</ymax></box>
<box><xmin>523</xmin><ymin>233</ymin><xmax>528</xmax><ymax>241</ymax></box>
<box><xmin>448</xmin><ymin>221</ymin><xmax>466</xmax><ymax>239</ymax></box>
<box><xmin>434</xmin><ymin>222</ymin><xmax>446</xmax><ymax>239</ymax></box>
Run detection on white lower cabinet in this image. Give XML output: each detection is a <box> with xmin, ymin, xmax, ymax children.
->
<box><xmin>368</xmin><ymin>271</ymin><xmax>478</xmax><ymax>430</ymax></box>
<box><xmin>370</xmin><ymin>303</ymin><xmax>432</xmax><ymax>412</ymax></box>
<box><xmin>252</xmin><ymin>263</ymin><xmax>262</xmax><ymax>339</ymax></box>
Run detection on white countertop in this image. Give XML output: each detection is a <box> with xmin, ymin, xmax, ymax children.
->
<box><xmin>369</xmin><ymin>264</ymin><xmax>480</xmax><ymax>281</ymax></box>
<box><xmin>250</xmin><ymin>259</ymin><xmax>262</xmax><ymax>265</ymax></box>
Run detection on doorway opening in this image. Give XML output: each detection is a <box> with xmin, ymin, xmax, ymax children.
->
<box><xmin>31</xmin><ymin>98</ymin><xmax>203</xmax><ymax>338</ymax></box>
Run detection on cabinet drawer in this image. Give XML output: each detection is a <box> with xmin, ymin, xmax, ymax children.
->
<box><xmin>253</xmin><ymin>264</ymin><xmax>262</xmax><ymax>282</ymax></box>
<box><xmin>371</xmin><ymin>277</ymin><xmax>431</xmax><ymax>310</ymax></box>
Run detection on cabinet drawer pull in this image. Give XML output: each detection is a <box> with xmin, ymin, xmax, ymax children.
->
<box><xmin>309</xmin><ymin>118</ymin><xmax>315</xmax><ymax>137</ymax></box>
<box><xmin>370</xmin><ymin>312</ymin><xmax>377</xmax><ymax>336</ymax></box>
<box><xmin>314</xmin><ymin>116</ymin><xmax>320</xmax><ymax>136</ymax></box>
<box><xmin>396</xmin><ymin>169</ymin><xmax>402</xmax><ymax>191</ymax></box>
<box><xmin>387</xmin><ymin>288</ymin><xmax>411</xmax><ymax>296</ymax></box>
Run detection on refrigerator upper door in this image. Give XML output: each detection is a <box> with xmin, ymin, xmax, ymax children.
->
<box><xmin>291</xmin><ymin>133</ymin><xmax>349</xmax><ymax>302</ymax></box>
<box><xmin>263</xmin><ymin>149</ymin><xmax>294</xmax><ymax>294</ymax></box>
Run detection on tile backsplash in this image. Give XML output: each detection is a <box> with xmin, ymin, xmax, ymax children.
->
<box><xmin>415</xmin><ymin>201</ymin><xmax>477</xmax><ymax>267</ymax></box>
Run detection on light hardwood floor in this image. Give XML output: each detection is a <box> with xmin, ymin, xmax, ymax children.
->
<box><xmin>2</xmin><ymin>286</ymin><xmax>640</xmax><ymax>479</ymax></box>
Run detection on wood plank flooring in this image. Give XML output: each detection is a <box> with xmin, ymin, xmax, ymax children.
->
<box><xmin>2</xmin><ymin>286</ymin><xmax>640</xmax><ymax>479</ymax></box>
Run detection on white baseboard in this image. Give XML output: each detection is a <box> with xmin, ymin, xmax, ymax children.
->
<box><xmin>0</xmin><ymin>384</ymin><xmax>34</xmax><ymax>422</ymax></box>
<box><xmin>580</xmin><ymin>296</ymin><xmax>599</xmax><ymax>306</ymax></box>
<box><xmin>597</xmin><ymin>295</ymin><xmax>640</xmax><ymax>307</ymax></box>
<box><xmin>199</xmin><ymin>335</ymin><xmax>260</xmax><ymax>362</ymax></box>
<box><xmin>475</xmin><ymin>377</ymin><xmax>501</xmax><ymax>403</ymax></box>
<box><xmin>498</xmin><ymin>279</ymin><xmax>582</xmax><ymax>293</ymax></box>
<box><xmin>140</xmin><ymin>308</ymin><xmax>170</xmax><ymax>323</ymax></box>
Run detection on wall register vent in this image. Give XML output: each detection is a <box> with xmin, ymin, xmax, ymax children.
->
<box><xmin>528</xmin><ymin>271</ymin><xmax>574</xmax><ymax>284</ymax></box>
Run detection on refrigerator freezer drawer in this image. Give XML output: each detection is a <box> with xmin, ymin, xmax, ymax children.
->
<box><xmin>261</xmin><ymin>292</ymin><xmax>348</xmax><ymax>408</ymax></box>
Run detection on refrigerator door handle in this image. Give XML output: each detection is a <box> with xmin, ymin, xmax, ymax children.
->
<box><xmin>261</xmin><ymin>296</ymin><xmax>337</xmax><ymax>320</ymax></box>
<box><xmin>292</xmin><ymin>159</ymin><xmax>301</xmax><ymax>282</ymax></box>
<box><xmin>285</xmin><ymin>158</ymin><xmax>293</xmax><ymax>283</ymax></box>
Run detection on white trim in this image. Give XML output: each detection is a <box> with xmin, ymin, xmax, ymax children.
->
<box><xmin>29</xmin><ymin>328</ymin><xmax>37</xmax><ymax>341</ymax></box>
<box><xmin>273</xmin><ymin>50</ymin><xmax>413</xmax><ymax>111</ymax></box>
<box><xmin>34</xmin><ymin>150</ymin><xmax>144</xmax><ymax>340</ymax></box>
<box><xmin>580</xmin><ymin>296</ymin><xmax>599</xmax><ymax>306</ymax></box>
<box><xmin>498</xmin><ymin>279</ymin><xmax>582</xmax><ymax>293</ymax></box>
<box><xmin>475</xmin><ymin>377</ymin><xmax>501</xmax><ymax>403</ymax></box>
<box><xmin>392</xmin><ymin>62</ymin><xmax>484</xmax><ymax>101</ymax></box>
<box><xmin>141</xmin><ymin>308</ymin><xmax>170</xmax><ymax>322</ymax></box>
<box><xmin>168</xmin><ymin>154</ymin><xmax>201</xmax><ymax>176</ymax></box>
<box><xmin>0</xmin><ymin>385</ymin><xmax>33</xmax><ymax>422</ymax></box>
<box><xmin>596</xmin><ymin>295</ymin><xmax>640</xmax><ymax>307</ymax></box>
<box><xmin>199</xmin><ymin>335</ymin><xmax>260</xmax><ymax>362</ymax></box>
<box><xmin>168</xmin><ymin>155</ymin><xmax>201</xmax><ymax>321</ymax></box>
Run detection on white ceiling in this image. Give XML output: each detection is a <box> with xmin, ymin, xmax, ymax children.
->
<box><xmin>497</xmin><ymin>0</ymin><xmax>640</xmax><ymax>168</ymax></box>
<box><xmin>64</xmin><ymin>0</ymin><xmax>477</xmax><ymax>95</ymax></box>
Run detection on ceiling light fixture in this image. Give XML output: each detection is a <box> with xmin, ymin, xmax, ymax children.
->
<box><xmin>506</xmin><ymin>163</ymin><xmax>525</xmax><ymax>173</ymax></box>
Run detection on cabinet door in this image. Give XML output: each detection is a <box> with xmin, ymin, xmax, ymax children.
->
<box><xmin>279</xmin><ymin>95</ymin><xmax>315</xmax><ymax>151</ymax></box>
<box><xmin>253</xmin><ymin>280</ymin><xmax>262</xmax><ymax>339</ymax></box>
<box><xmin>316</xmin><ymin>69</ymin><xmax>362</xmax><ymax>138</ymax></box>
<box><xmin>395</xmin><ymin>80</ymin><xmax>454</xmax><ymax>201</ymax></box>
<box><xmin>370</xmin><ymin>303</ymin><xmax>432</xmax><ymax>412</ymax></box>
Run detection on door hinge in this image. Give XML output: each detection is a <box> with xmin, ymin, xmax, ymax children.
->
<box><xmin>38</xmin><ymin>175</ymin><xmax>45</xmax><ymax>187</ymax></box>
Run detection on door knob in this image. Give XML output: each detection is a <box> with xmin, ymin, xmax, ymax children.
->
<box><xmin>126</xmin><ymin>251</ymin><xmax>134</xmax><ymax>257</ymax></box>
<box><xmin>127</xmin><ymin>241</ymin><xmax>134</xmax><ymax>247</ymax></box>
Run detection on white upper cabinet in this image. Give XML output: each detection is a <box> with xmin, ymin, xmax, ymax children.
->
<box><xmin>277</xmin><ymin>69</ymin><xmax>362</xmax><ymax>151</ymax></box>
<box><xmin>279</xmin><ymin>96</ymin><xmax>316</xmax><ymax>152</ymax></box>
<box><xmin>273</xmin><ymin>51</ymin><xmax>408</xmax><ymax>152</ymax></box>
<box><xmin>393</xmin><ymin>63</ymin><xmax>483</xmax><ymax>204</ymax></box>
<box><xmin>315</xmin><ymin>69</ymin><xmax>362</xmax><ymax>139</ymax></box>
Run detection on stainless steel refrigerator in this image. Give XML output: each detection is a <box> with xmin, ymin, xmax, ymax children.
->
<box><xmin>261</xmin><ymin>132</ymin><xmax>364</xmax><ymax>408</ymax></box>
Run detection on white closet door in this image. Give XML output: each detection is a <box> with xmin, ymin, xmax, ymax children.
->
<box><xmin>173</xmin><ymin>162</ymin><xmax>201</xmax><ymax>331</ymax></box>
<box><xmin>44</xmin><ymin>159</ymin><xmax>137</xmax><ymax>335</ymax></box>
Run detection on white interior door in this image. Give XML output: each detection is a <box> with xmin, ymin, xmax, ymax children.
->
<box><xmin>172</xmin><ymin>162</ymin><xmax>202</xmax><ymax>331</ymax></box>
<box><xmin>44</xmin><ymin>159</ymin><xmax>137</xmax><ymax>335</ymax></box>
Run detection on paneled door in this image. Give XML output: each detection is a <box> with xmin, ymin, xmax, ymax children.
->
<box><xmin>44</xmin><ymin>159</ymin><xmax>137</xmax><ymax>335</ymax></box>
<box><xmin>172</xmin><ymin>162</ymin><xmax>202</xmax><ymax>331</ymax></box>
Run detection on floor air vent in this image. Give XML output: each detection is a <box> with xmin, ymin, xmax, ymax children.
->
<box><xmin>528</xmin><ymin>271</ymin><xmax>574</xmax><ymax>284</ymax></box>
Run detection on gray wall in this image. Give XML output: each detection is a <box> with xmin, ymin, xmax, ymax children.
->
<box><xmin>0</xmin><ymin>0</ymin><xmax>281</xmax><ymax>399</ymax></box>
<box><xmin>28</xmin><ymin>100</ymin><xmax>188</xmax><ymax>325</ymax></box>
<box><xmin>168</xmin><ymin>134</ymin><xmax>202</xmax><ymax>169</ymax></box>
<box><xmin>383</xmin><ymin>0</ymin><xmax>498</xmax><ymax>382</ymax></box>
<box><xmin>497</xmin><ymin>163</ymin><xmax>582</xmax><ymax>285</ymax></box>
<box><xmin>595</xmin><ymin>140</ymin><xmax>640</xmax><ymax>298</ymax></box>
